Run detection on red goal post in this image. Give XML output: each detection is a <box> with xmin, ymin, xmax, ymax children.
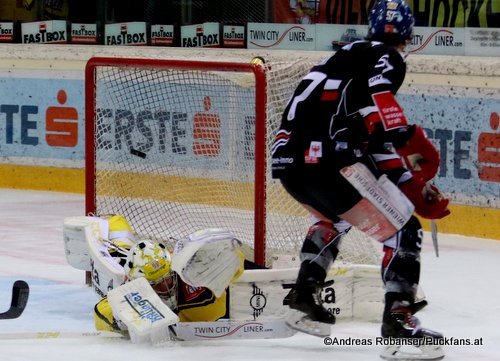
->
<box><xmin>84</xmin><ymin>56</ymin><xmax>381</xmax><ymax>269</ymax></box>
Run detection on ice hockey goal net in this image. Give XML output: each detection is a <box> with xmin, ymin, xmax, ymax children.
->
<box><xmin>85</xmin><ymin>57</ymin><xmax>381</xmax><ymax>267</ymax></box>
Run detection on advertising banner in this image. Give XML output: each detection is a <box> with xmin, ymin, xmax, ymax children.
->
<box><xmin>407</xmin><ymin>27</ymin><xmax>465</xmax><ymax>55</ymax></box>
<box><xmin>0</xmin><ymin>77</ymin><xmax>84</xmax><ymax>160</ymax></box>
<box><xmin>277</xmin><ymin>24</ymin><xmax>499</xmax><ymax>55</ymax></box>
<box><xmin>0</xmin><ymin>22</ymin><xmax>14</xmax><ymax>42</ymax></box>
<box><xmin>398</xmin><ymin>92</ymin><xmax>499</xmax><ymax>205</ymax></box>
<box><xmin>104</xmin><ymin>22</ymin><xmax>147</xmax><ymax>46</ymax></box>
<box><xmin>151</xmin><ymin>25</ymin><xmax>174</xmax><ymax>46</ymax></box>
<box><xmin>465</xmin><ymin>28</ymin><xmax>500</xmax><ymax>56</ymax></box>
<box><xmin>70</xmin><ymin>23</ymin><xmax>97</xmax><ymax>44</ymax></box>
<box><xmin>0</xmin><ymin>72</ymin><xmax>498</xmax><ymax>205</ymax></box>
<box><xmin>247</xmin><ymin>23</ymin><xmax>315</xmax><ymax>50</ymax></box>
<box><xmin>180</xmin><ymin>22</ymin><xmax>220</xmax><ymax>47</ymax></box>
<box><xmin>21</xmin><ymin>20</ymin><xmax>68</xmax><ymax>44</ymax></box>
<box><xmin>222</xmin><ymin>25</ymin><xmax>246</xmax><ymax>48</ymax></box>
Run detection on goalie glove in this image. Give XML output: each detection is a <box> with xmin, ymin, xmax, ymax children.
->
<box><xmin>172</xmin><ymin>229</ymin><xmax>244</xmax><ymax>298</ymax></box>
<box><xmin>395</xmin><ymin>125</ymin><xmax>440</xmax><ymax>183</ymax></box>
<box><xmin>400</xmin><ymin>178</ymin><xmax>450</xmax><ymax>220</ymax></box>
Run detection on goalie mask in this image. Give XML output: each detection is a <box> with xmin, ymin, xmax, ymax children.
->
<box><xmin>125</xmin><ymin>240</ymin><xmax>177</xmax><ymax>311</ymax></box>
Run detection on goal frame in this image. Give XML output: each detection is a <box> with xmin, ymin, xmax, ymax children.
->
<box><xmin>84</xmin><ymin>57</ymin><xmax>269</xmax><ymax>265</ymax></box>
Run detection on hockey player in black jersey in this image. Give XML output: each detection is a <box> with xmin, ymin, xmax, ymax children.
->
<box><xmin>272</xmin><ymin>0</ymin><xmax>450</xmax><ymax>359</ymax></box>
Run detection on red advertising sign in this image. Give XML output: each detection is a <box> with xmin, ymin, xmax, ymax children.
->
<box><xmin>0</xmin><ymin>22</ymin><xmax>14</xmax><ymax>42</ymax></box>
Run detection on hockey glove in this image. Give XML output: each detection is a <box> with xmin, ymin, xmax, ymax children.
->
<box><xmin>400</xmin><ymin>178</ymin><xmax>450</xmax><ymax>220</ymax></box>
<box><xmin>396</xmin><ymin>125</ymin><xmax>440</xmax><ymax>183</ymax></box>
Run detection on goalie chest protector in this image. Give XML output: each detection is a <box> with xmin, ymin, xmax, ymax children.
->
<box><xmin>176</xmin><ymin>281</ymin><xmax>227</xmax><ymax>322</ymax></box>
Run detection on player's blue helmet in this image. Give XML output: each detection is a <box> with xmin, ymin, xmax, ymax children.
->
<box><xmin>367</xmin><ymin>0</ymin><xmax>415</xmax><ymax>45</ymax></box>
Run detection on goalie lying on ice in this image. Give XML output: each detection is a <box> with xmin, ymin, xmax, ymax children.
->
<box><xmin>85</xmin><ymin>216</ymin><xmax>245</xmax><ymax>336</ymax></box>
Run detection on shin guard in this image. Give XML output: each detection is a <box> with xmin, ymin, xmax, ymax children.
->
<box><xmin>381</xmin><ymin>216</ymin><xmax>423</xmax><ymax>312</ymax></box>
<box><xmin>297</xmin><ymin>220</ymin><xmax>348</xmax><ymax>284</ymax></box>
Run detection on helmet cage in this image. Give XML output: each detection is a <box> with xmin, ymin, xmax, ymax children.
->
<box><xmin>125</xmin><ymin>240</ymin><xmax>178</xmax><ymax>310</ymax></box>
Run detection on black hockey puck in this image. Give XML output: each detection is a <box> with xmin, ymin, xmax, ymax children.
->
<box><xmin>130</xmin><ymin>148</ymin><xmax>146</xmax><ymax>158</ymax></box>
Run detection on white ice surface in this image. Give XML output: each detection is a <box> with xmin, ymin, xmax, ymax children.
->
<box><xmin>0</xmin><ymin>189</ymin><xmax>499</xmax><ymax>361</ymax></box>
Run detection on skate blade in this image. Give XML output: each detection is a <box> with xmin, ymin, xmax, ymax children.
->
<box><xmin>380</xmin><ymin>344</ymin><xmax>445</xmax><ymax>361</ymax></box>
<box><xmin>285</xmin><ymin>310</ymin><xmax>332</xmax><ymax>338</ymax></box>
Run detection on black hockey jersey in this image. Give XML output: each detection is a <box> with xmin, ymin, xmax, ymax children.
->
<box><xmin>271</xmin><ymin>40</ymin><xmax>412</xmax><ymax>177</ymax></box>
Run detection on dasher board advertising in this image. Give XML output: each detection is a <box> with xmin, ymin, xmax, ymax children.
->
<box><xmin>0</xmin><ymin>22</ymin><xmax>14</xmax><ymax>42</ymax></box>
<box><xmin>223</xmin><ymin>25</ymin><xmax>245</xmax><ymax>48</ymax></box>
<box><xmin>21</xmin><ymin>20</ymin><xmax>68</xmax><ymax>44</ymax></box>
<box><xmin>151</xmin><ymin>25</ymin><xmax>174</xmax><ymax>46</ymax></box>
<box><xmin>465</xmin><ymin>28</ymin><xmax>500</xmax><ymax>56</ymax></box>
<box><xmin>247</xmin><ymin>23</ymin><xmax>315</xmax><ymax>50</ymax></box>
<box><xmin>105</xmin><ymin>22</ymin><xmax>147</xmax><ymax>46</ymax></box>
<box><xmin>407</xmin><ymin>27</ymin><xmax>465</xmax><ymax>55</ymax></box>
<box><xmin>70</xmin><ymin>23</ymin><xmax>97</xmax><ymax>44</ymax></box>
<box><xmin>181</xmin><ymin>22</ymin><xmax>220</xmax><ymax>47</ymax></box>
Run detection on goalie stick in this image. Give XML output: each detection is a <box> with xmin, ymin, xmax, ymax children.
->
<box><xmin>0</xmin><ymin>319</ymin><xmax>296</xmax><ymax>341</ymax></box>
<box><xmin>0</xmin><ymin>331</ymin><xmax>126</xmax><ymax>340</ymax></box>
<box><xmin>0</xmin><ymin>280</ymin><xmax>29</xmax><ymax>320</ymax></box>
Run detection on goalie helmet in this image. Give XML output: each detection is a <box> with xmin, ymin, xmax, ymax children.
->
<box><xmin>105</xmin><ymin>215</ymin><xmax>136</xmax><ymax>267</ymax></box>
<box><xmin>367</xmin><ymin>0</ymin><xmax>414</xmax><ymax>45</ymax></box>
<box><xmin>125</xmin><ymin>240</ymin><xmax>177</xmax><ymax>310</ymax></box>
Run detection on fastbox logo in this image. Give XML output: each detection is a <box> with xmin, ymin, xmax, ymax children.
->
<box><xmin>21</xmin><ymin>20</ymin><xmax>67</xmax><ymax>44</ymax></box>
<box><xmin>105</xmin><ymin>22</ymin><xmax>147</xmax><ymax>45</ymax></box>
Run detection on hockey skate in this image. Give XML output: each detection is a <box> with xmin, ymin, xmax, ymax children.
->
<box><xmin>379</xmin><ymin>305</ymin><xmax>445</xmax><ymax>361</ymax></box>
<box><xmin>283</xmin><ymin>280</ymin><xmax>335</xmax><ymax>338</ymax></box>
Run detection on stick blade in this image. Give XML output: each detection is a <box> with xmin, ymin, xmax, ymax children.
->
<box><xmin>12</xmin><ymin>280</ymin><xmax>30</xmax><ymax>310</ymax></box>
<box><xmin>0</xmin><ymin>280</ymin><xmax>30</xmax><ymax>319</ymax></box>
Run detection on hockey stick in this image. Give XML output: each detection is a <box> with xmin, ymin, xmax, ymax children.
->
<box><xmin>0</xmin><ymin>319</ymin><xmax>296</xmax><ymax>341</ymax></box>
<box><xmin>0</xmin><ymin>331</ymin><xmax>126</xmax><ymax>340</ymax></box>
<box><xmin>0</xmin><ymin>280</ymin><xmax>29</xmax><ymax>319</ymax></box>
<box><xmin>431</xmin><ymin>220</ymin><xmax>439</xmax><ymax>257</ymax></box>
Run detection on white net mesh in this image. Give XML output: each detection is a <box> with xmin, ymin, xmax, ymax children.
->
<box><xmin>88</xmin><ymin>58</ymin><xmax>382</xmax><ymax>267</ymax></box>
